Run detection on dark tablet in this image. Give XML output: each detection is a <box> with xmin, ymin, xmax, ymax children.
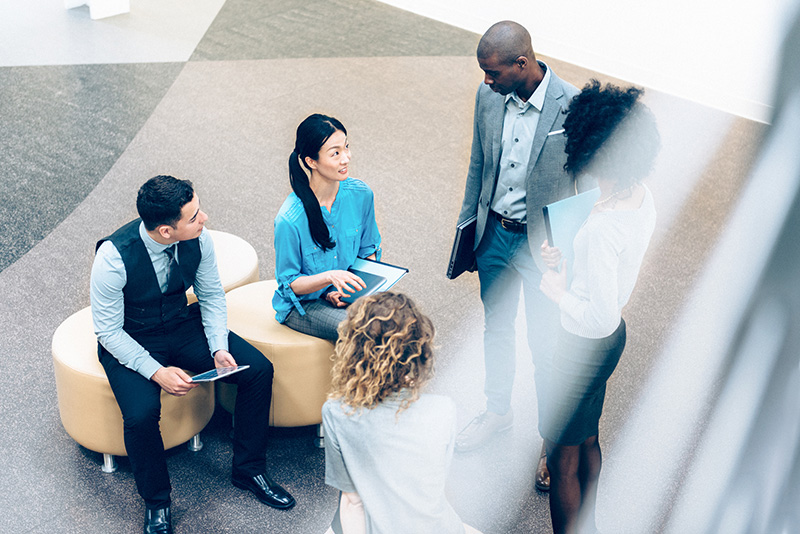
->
<box><xmin>340</xmin><ymin>269</ymin><xmax>387</xmax><ymax>304</ymax></box>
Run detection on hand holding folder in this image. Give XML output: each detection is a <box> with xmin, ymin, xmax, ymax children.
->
<box><xmin>540</xmin><ymin>240</ymin><xmax>563</xmax><ymax>270</ymax></box>
<box><xmin>340</xmin><ymin>270</ymin><xmax>387</xmax><ymax>304</ymax></box>
<box><xmin>542</xmin><ymin>187</ymin><xmax>600</xmax><ymax>269</ymax></box>
<box><xmin>337</xmin><ymin>258</ymin><xmax>409</xmax><ymax>304</ymax></box>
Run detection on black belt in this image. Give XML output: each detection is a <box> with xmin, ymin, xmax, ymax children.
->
<box><xmin>490</xmin><ymin>211</ymin><xmax>526</xmax><ymax>233</ymax></box>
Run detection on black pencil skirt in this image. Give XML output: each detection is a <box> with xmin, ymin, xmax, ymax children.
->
<box><xmin>539</xmin><ymin>319</ymin><xmax>627</xmax><ymax>446</ymax></box>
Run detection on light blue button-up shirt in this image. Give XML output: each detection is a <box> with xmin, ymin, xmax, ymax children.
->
<box><xmin>273</xmin><ymin>178</ymin><xmax>381</xmax><ymax>322</ymax></box>
<box><xmin>90</xmin><ymin>223</ymin><xmax>228</xmax><ymax>379</ymax></box>
<box><xmin>491</xmin><ymin>63</ymin><xmax>552</xmax><ymax>221</ymax></box>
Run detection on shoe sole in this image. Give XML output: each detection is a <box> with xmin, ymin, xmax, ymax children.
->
<box><xmin>231</xmin><ymin>479</ymin><xmax>296</xmax><ymax>509</ymax></box>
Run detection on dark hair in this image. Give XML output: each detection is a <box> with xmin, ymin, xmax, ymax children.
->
<box><xmin>136</xmin><ymin>175</ymin><xmax>195</xmax><ymax>231</ymax></box>
<box><xmin>289</xmin><ymin>114</ymin><xmax>347</xmax><ymax>251</ymax></box>
<box><xmin>563</xmin><ymin>80</ymin><xmax>660</xmax><ymax>189</ymax></box>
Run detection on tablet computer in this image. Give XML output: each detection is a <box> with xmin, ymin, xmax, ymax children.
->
<box><xmin>190</xmin><ymin>365</ymin><xmax>250</xmax><ymax>382</ymax></box>
<box><xmin>340</xmin><ymin>270</ymin><xmax>387</xmax><ymax>304</ymax></box>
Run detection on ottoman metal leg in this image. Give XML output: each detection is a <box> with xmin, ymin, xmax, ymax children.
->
<box><xmin>314</xmin><ymin>424</ymin><xmax>325</xmax><ymax>449</ymax></box>
<box><xmin>102</xmin><ymin>453</ymin><xmax>117</xmax><ymax>473</ymax></box>
<box><xmin>188</xmin><ymin>433</ymin><xmax>203</xmax><ymax>452</ymax></box>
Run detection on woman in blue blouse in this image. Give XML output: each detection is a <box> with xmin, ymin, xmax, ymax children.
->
<box><xmin>273</xmin><ymin>114</ymin><xmax>381</xmax><ymax>340</ymax></box>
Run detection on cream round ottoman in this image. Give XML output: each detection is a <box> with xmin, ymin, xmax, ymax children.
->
<box><xmin>221</xmin><ymin>280</ymin><xmax>335</xmax><ymax>435</ymax></box>
<box><xmin>52</xmin><ymin>307</ymin><xmax>215</xmax><ymax>472</ymax></box>
<box><xmin>186</xmin><ymin>229</ymin><xmax>259</xmax><ymax>304</ymax></box>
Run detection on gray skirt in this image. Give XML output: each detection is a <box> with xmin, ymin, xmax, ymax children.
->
<box><xmin>540</xmin><ymin>319</ymin><xmax>626</xmax><ymax>446</ymax></box>
<box><xmin>283</xmin><ymin>298</ymin><xmax>347</xmax><ymax>341</ymax></box>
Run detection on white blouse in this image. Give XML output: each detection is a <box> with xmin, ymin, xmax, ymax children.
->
<box><xmin>559</xmin><ymin>185</ymin><xmax>656</xmax><ymax>338</ymax></box>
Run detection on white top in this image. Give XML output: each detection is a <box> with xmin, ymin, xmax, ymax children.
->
<box><xmin>323</xmin><ymin>393</ymin><xmax>465</xmax><ymax>534</ymax></box>
<box><xmin>559</xmin><ymin>185</ymin><xmax>656</xmax><ymax>338</ymax></box>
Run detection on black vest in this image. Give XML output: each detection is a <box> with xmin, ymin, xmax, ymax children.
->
<box><xmin>96</xmin><ymin>219</ymin><xmax>202</xmax><ymax>334</ymax></box>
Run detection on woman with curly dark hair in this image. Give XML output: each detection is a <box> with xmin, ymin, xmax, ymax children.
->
<box><xmin>321</xmin><ymin>292</ymin><xmax>481</xmax><ymax>534</ymax></box>
<box><xmin>538</xmin><ymin>80</ymin><xmax>660</xmax><ymax>534</ymax></box>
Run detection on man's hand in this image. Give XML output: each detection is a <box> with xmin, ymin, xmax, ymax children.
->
<box><xmin>151</xmin><ymin>366</ymin><xmax>197</xmax><ymax>396</ymax></box>
<box><xmin>213</xmin><ymin>349</ymin><xmax>237</xmax><ymax>369</ymax></box>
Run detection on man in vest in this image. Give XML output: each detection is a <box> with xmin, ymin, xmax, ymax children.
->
<box><xmin>91</xmin><ymin>175</ymin><xmax>294</xmax><ymax>534</ymax></box>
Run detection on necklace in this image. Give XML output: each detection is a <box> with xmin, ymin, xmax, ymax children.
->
<box><xmin>594</xmin><ymin>185</ymin><xmax>634</xmax><ymax>208</ymax></box>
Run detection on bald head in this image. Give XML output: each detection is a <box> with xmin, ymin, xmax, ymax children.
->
<box><xmin>477</xmin><ymin>20</ymin><xmax>535</xmax><ymax>65</ymax></box>
<box><xmin>476</xmin><ymin>21</ymin><xmax>543</xmax><ymax>100</ymax></box>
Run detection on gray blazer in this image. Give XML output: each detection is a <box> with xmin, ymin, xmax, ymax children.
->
<box><xmin>457</xmin><ymin>66</ymin><xmax>586</xmax><ymax>272</ymax></box>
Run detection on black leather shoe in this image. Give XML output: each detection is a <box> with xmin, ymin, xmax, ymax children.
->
<box><xmin>232</xmin><ymin>473</ymin><xmax>296</xmax><ymax>509</ymax></box>
<box><xmin>144</xmin><ymin>506</ymin><xmax>172</xmax><ymax>534</ymax></box>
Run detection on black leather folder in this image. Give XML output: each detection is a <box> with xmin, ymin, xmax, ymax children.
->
<box><xmin>446</xmin><ymin>215</ymin><xmax>477</xmax><ymax>280</ymax></box>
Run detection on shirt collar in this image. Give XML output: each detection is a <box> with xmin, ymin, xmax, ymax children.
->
<box><xmin>139</xmin><ymin>220</ymin><xmax>172</xmax><ymax>254</ymax></box>
<box><xmin>505</xmin><ymin>61</ymin><xmax>551</xmax><ymax>112</ymax></box>
<box><xmin>380</xmin><ymin>389</ymin><xmax>411</xmax><ymax>406</ymax></box>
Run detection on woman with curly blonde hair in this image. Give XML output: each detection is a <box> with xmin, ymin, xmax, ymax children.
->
<box><xmin>322</xmin><ymin>292</ymin><xmax>481</xmax><ymax>534</ymax></box>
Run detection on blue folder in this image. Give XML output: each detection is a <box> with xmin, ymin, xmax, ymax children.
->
<box><xmin>542</xmin><ymin>188</ymin><xmax>601</xmax><ymax>261</ymax></box>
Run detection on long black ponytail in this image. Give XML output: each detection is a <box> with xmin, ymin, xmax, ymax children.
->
<box><xmin>289</xmin><ymin>113</ymin><xmax>347</xmax><ymax>251</ymax></box>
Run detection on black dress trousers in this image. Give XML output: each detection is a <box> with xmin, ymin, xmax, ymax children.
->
<box><xmin>99</xmin><ymin>304</ymin><xmax>273</xmax><ymax>509</ymax></box>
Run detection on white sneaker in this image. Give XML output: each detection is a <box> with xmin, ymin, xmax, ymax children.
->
<box><xmin>455</xmin><ymin>409</ymin><xmax>514</xmax><ymax>452</ymax></box>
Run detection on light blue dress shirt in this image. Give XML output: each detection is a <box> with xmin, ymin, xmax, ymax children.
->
<box><xmin>90</xmin><ymin>223</ymin><xmax>228</xmax><ymax>379</ymax></box>
<box><xmin>273</xmin><ymin>177</ymin><xmax>381</xmax><ymax>322</ymax></box>
<box><xmin>491</xmin><ymin>63</ymin><xmax>552</xmax><ymax>221</ymax></box>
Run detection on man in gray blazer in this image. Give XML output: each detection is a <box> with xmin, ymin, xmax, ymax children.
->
<box><xmin>455</xmin><ymin>21</ymin><xmax>586</xmax><ymax>491</ymax></box>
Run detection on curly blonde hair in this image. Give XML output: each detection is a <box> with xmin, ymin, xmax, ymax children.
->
<box><xmin>329</xmin><ymin>292</ymin><xmax>435</xmax><ymax>414</ymax></box>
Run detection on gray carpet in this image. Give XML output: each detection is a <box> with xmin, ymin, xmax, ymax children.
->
<box><xmin>0</xmin><ymin>63</ymin><xmax>184</xmax><ymax>272</ymax></box>
<box><xmin>190</xmin><ymin>0</ymin><xmax>479</xmax><ymax>60</ymax></box>
<box><xmin>0</xmin><ymin>1</ymin><xmax>766</xmax><ymax>532</ymax></box>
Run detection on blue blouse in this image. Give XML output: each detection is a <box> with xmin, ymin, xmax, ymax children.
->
<box><xmin>273</xmin><ymin>178</ymin><xmax>382</xmax><ymax>322</ymax></box>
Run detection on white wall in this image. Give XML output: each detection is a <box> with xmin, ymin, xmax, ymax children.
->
<box><xmin>379</xmin><ymin>0</ymin><xmax>800</xmax><ymax>123</ymax></box>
